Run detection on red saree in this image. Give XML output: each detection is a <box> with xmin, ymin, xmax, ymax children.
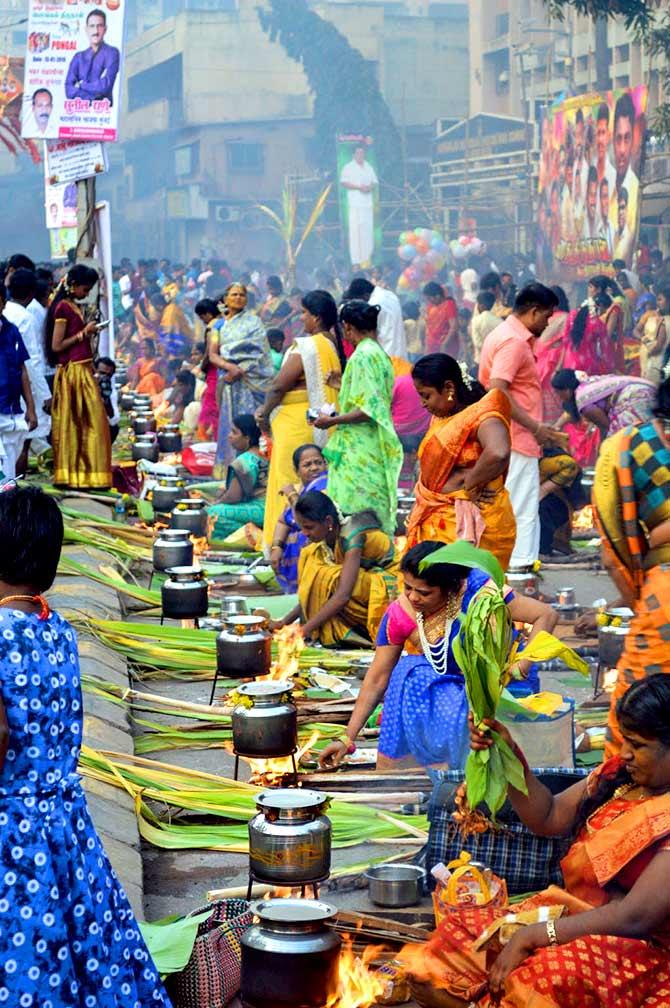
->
<box><xmin>406</xmin><ymin>758</ymin><xmax>670</xmax><ymax>1007</ymax></box>
<box><xmin>405</xmin><ymin>389</ymin><xmax>515</xmax><ymax>570</ymax></box>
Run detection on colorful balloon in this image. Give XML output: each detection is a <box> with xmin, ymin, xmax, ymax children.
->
<box><xmin>398</xmin><ymin>244</ymin><xmax>415</xmax><ymax>262</ymax></box>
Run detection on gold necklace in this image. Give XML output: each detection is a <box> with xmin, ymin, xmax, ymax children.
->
<box><xmin>585</xmin><ymin>782</ymin><xmax>649</xmax><ymax>834</ymax></box>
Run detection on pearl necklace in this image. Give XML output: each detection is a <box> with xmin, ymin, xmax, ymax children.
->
<box><xmin>416</xmin><ymin>593</ymin><xmax>463</xmax><ymax>676</ymax></box>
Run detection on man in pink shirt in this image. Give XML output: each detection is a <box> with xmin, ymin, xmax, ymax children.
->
<box><xmin>479</xmin><ymin>283</ymin><xmax>560</xmax><ymax>567</ymax></box>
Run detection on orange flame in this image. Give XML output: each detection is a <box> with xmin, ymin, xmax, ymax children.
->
<box><xmin>190</xmin><ymin>535</ymin><xmax>208</xmax><ymax>556</ymax></box>
<box><xmin>246</xmin><ymin>729</ymin><xmax>319</xmax><ymax>784</ymax></box>
<box><xmin>572</xmin><ymin>504</ymin><xmax>595</xmax><ymax>532</ymax></box>
<box><xmin>261</xmin><ymin>623</ymin><xmax>305</xmax><ymax>682</ymax></box>
<box><xmin>327</xmin><ymin>938</ymin><xmax>387</xmax><ymax>1008</ymax></box>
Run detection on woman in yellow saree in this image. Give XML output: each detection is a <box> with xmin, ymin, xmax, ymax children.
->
<box><xmin>274</xmin><ymin>490</ymin><xmax>399</xmax><ymax>646</ymax></box>
<box><xmin>408</xmin><ymin>354</ymin><xmax>516</xmax><ymax>570</ymax></box>
<box><xmin>256</xmin><ymin>291</ymin><xmax>343</xmax><ymax>554</ymax></box>
<box><xmin>402</xmin><ymin>675</ymin><xmax>670</xmax><ymax>1007</ymax></box>
<box><xmin>592</xmin><ymin>378</ymin><xmax>670</xmax><ymax>756</ymax></box>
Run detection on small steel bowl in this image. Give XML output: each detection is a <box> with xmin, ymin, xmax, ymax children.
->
<box><xmin>365</xmin><ymin>863</ymin><xmax>426</xmax><ymax>908</ymax></box>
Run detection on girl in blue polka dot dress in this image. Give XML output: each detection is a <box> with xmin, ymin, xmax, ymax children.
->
<box><xmin>0</xmin><ymin>486</ymin><xmax>172</xmax><ymax>1008</ymax></box>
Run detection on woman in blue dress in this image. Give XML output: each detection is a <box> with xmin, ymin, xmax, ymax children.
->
<box><xmin>269</xmin><ymin>443</ymin><xmax>328</xmax><ymax>593</ymax></box>
<box><xmin>0</xmin><ymin>485</ymin><xmax>171</xmax><ymax>1008</ymax></box>
<box><xmin>318</xmin><ymin>541</ymin><xmax>557</xmax><ymax>772</ymax></box>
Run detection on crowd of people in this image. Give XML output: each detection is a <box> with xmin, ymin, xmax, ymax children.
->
<box><xmin>4</xmin><ymin>239</ymin><xmax>670</xmax><ymax>1005</ymax></box>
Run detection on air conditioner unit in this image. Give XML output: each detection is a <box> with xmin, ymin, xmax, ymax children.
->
<box><xmin>215</xmin><ymin>204</ymin><xmax>241</xmax><ymax>224</ymax></box>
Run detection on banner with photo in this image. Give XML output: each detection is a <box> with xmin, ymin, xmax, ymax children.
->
<box><xmin>21</xmin><ymin>0</ymin><xmax>125</xmax><ymax>142</ymax></box>
<box><xmin>337</xmin><ymin>134</ymin><xmax>381</xmax><ymax>268</ymax></box>
<box><xmin>536</xmin><ymin>85</ymin><xmax>648</xmax><ymax>282</ymax></box>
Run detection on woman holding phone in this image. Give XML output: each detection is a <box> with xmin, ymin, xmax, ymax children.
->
<box><xmin>46</xmin><ymin>264</ymin><xmax>112</xmax><ymax>489</ymax></box>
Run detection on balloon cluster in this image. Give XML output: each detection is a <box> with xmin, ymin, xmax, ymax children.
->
<box><xmin>449</xmin><ymin>234</ymin><xmax>486</xmax><ymax>262</ymax></box>
<box><xmin>396</xmin><ymin>227</ymin><xmax>448</xmax><ymax>292</ymax></box>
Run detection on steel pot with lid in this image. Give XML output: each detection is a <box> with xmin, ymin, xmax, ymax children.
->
<box><xmin>505</xmin><ymin>565</ymin><xmax>538</xmax><ymax>597</ymax></box>
<box><xmin>133</xmin><ymin>393</ymin><xmax>152</xmax><ymax>409</ymax></box>
<box><xmin>131</xmin><ymin>410</ymin><xmax>157</xmax><ymax>435</ymax></box>
<box><xmin>170</xmin><ymin>497</ymin><xmax>208</xmax><ymax>538</ymax></box>
<box><xmin>248</xmin><ymin>788</ymin><xmax>331</xmax><ymax>886</ymax></box>
<box><xmin>132</xmin><ymin>433</ymin><xmax>159</xmax><ymax>463</ymax></box>
<box><xmin>240</xmin><ymin>898</ymin><xmax>341</xmax><ymax>1008</ymax></box>
<box><xmin>152</xmin><ymin>475</ymin><xmax>186</xmax><ymax>515</ymax></box>
<box><xmin>220</xmin><ymin>595</ymin><xmax>249</xmax><ymax>617</ymax></box>
<box><xmin>153</xmin><ymin>528</ymin><xmax>193</xmax><ymax>572</ymax></box>
<box><xmin>161</xmin><ymin>565</ymin><xmax>209</xmax><ymax>620</ymax></box>
<box><xmin>157</xmin><ymin>423</ymin><xmax>183</xmax><ymax>454</ymax></box>
<box><xmin>232</xmin><ymin>680</ymin><xmax>297</xmax><ymax>758</ymax></box>
<box><xmin>216</xmin><ymin>615</ymin><xmax>271</xmax><ymax>679</ymax></box>
<box><xmin>598</xmin><ymin>606</ymin><xmax>634</xmax><ymax>669</ymax></box>
<box><xmin>120</xmin><ymin>389</ymin><xmax>135</xmax><ymax>411</ymax></box>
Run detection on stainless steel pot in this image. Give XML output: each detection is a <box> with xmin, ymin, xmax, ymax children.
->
<box><xmin>161</xmin><ymin>565</ymin><xmax>209</xmax><ymax>620</ymax></box>
<box><xmin>365</xmin><ymin>864</ymin><xmax>426</xmax><ymax>908</ymax></box>
<box><xmin>240</xmin><ymin>898</ymin><xmax>341</xmax><ymax>1008</ymax></box>
<box><xmin>133</xmin><ymin>393</ymin><xmax>152</xmax><ymax>409</ymax></box>
<box><xmin>232</xmin><ymin>680</ymin><xmax>297</xmax><ymax>758</ymax></box>
<box><xmin>157</xmin><ymin>424</ymin><xmax>183</xmax><ymax>454</ymax></box>
<box><xmin>598</xmin><ymin>606</ymin><xmax>634</xmax><ymax>669</ymax></box>
<box><xmin>152</xmin><ymin>476</ymin><xmax>186</xmax><ymax>514</ymax></box>
<box><xmin>153</xmin><ymin>529</ymin><xmax>193</xmax><ymax>572</ymax></box>
<box><xmin>120</xmin><ymin>390</ymin><xmax>135</xmax><ymax>411</ymax></box>
<box><xmin>582</xmin><ymin>467</ymin><xmax>596</xmax><ymax>495</ymax></box>
<box><xmin>505</xmin><ymin>566</ymin><xmax>538</xmax><ymax>597</ymax></box>
<box><xmin>248</xmin><ymin>789</ymin><xmax>331</xmax><ymax>885</ymax></box>
<box><xmin>131</xmin><ymin>410</ymin><xmax>157</xmax><ymax>435</ymax></box>
<box><xmin>216</xmin><ymin>615</ymin><xmax>271</xmax><ymax>679</ymax></box>
<box><xmin>220</xmin><ymin>595</ymin><xmax>249</xmax><ymax>617</ymax></box>
<box><xmin>556</xmin><ymin>587</ymin><xmax>576</xmax><ymax>607</ymax></box>
<box><xmin>170</xmin><ymin>498</ymin><xmax>208</xmax><ymax>538</ymax></box>
<box><xmin>132</xmin><ymin>434</ymin><xmax>159</xmax><ymax>463</ymax></box>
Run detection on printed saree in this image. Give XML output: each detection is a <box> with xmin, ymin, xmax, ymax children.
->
<box><xmin>262</xmin><ymin>333</ymin><xmax>340</xmax><ymax>552</ymax></box>
<box><xmin>405</xmin><ymin>389</ymin><xmax>515</xmax><ymax>570</ymax></box>
<box><xmin>205</xmin><ymin>450</ymin><xmax>268</xmax><ymax>540</ymax></box>
<box><xmin>276</xmin><ymin>471</ymin><xmax>328</xmax><ymax>593</ymax></box>
<box><xmin>324</xmin><ymin>338</ymin><xmax>402</xmax><ymax>537</ymax></box>
<box><xmin>297</xmin><ymin>513</ymin><xmax>400</xmax><ymax>646</ymax></box>
<box><xmin>213</xmin><ymin>311</ymin><xmax>274</xmax><ymax>476</ymax></box>
<box><xmin>406</xmin><ymin>757</ymin><xmax>670</xmax><ymax>1007</ymax></box>
<box><xmin>593</xmin><ymin>423</ymin><xmax>670</xmax><ymax>756</ymax></box>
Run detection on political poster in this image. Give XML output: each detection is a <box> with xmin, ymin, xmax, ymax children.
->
<box><xmin>49</xmin><ymin>227</ymin><xmax>77</xmax><ymax>260</ymax></box>
<box><xmin>536</xmin><ymin>86</ymin><xmax>648</xmax><ymax>282</ymax></box>
<box><xmin>21</xmin><ymin>0</ymin><xmax>125</xmax><ymax>142</ymax></box>
<box><xmin>46</xmin><ymin>138</ymin><xmax>107</xmax><ymax>185</ymax></box>
<box><xmin>337</xmin><ymin>134</ymin><xmax>381</xmax><ymax>268</ymax></box>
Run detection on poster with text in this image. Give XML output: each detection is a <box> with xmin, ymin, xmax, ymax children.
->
<box><xmin>22</xmin><ymin>0</ymin><xmax>125</xmax><ymax>142</ymax></box>
<box><xmin>46</xmin><ymin>138</ymin><xmax>107</xmax><ymax>184</ymax></box>
<box><xmin>337</xmin><ymin>134</ymin><xmax>381</xmax><ymax>268</ymax></box>
<box><xmin>49</xmin><ymin>227</ymin><xmax>76</xmax><ymax>260</ymax></box>
<box><xmin>536</xmin><ymin>85</ymin><xmax>648</xmax><ymax>282</ymax></box>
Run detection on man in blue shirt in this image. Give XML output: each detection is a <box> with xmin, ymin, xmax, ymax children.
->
<box><xmin>65</xmin><ymin>9</ymin><xmax>120</xmax><ymax>104</ymax></box>
<box><xmin>0</xmin><ymin>287</ymin><xmax>37</xmax><ymax>479</ymax></box>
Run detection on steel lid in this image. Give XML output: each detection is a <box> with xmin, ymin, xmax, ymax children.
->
<box><xmin>156</xmin><ymin>528</ymin><xmax>191</xmax><ymax>540</ymax></box>
<box><xmin>605</xmin><ymin>607</ymin><xmax>634</xmax><ymax>619</ymax></box>
<box><xmin>175</xmin><ymin>498</ymin><xmax>205</xmax><ymax>509</ymax></box>
<box><xmin>223</xmin><ymin>614</ymin><xmax>266</xmax><ymax>629</ymax></box>
<box><xmin>238</xmin><ymin>680</ymin><xmax>293</xmax><ymax>699</ymax></box>
<box><xmin>165</xmin><ymin>565</ymin><xmax>205</xmax><ymax>580</ymax></box>
<box><xmin>250</xmin><ymin>898</ymin><xmax>337</xmax><ymax>924</ymax></box>
<box><xmin>255</xmin><ymin>788</ymin><xmax>327</xmax><ymax>812</ymax></box>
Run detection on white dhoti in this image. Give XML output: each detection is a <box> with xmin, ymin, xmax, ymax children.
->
<box><xmin>347</xmin><ymin>204</ymin><xmax>375</xmax><ymax>266</ymax></box>
<box><xmin>0</xmin><ymin>413</ymin><xmax>28</xmax><ymax>479</ymax></box>
<box><xmin>505</xmin><ymin>451</ymin><xmax>540</xmax><ymax>568</ymax></box>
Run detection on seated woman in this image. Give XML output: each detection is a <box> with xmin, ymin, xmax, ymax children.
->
<box><xmin>407</xmin><ymin>354</ymin><xmax>516</xmax><ymax>570</ymax></box>
<box><xmin>276</xmin><ymin>490</ymin><xmax>400</xmax><ymax>646</ymax></box>
<box><xmin>539</xmin><ymin>447</ymin><xmax>584</xmax><ymax>558</ymax></box>
<box><xmin>319</xmin><ymin>541</ymin><xmax>555</xmax><ymax>772</ymax></box>
<box><xmin>199</xmin><ymin>414</ymin><xmax>268</xmax><ymax>541</ymax></box>
<box><xmin>269</xmin><ymin>443</ymin><xmax>328</xmax><ymax>594</ymax></box>
<box><xmin>128</xmin><ymin>337</ymin><xmax>166</xmax><ymax>397</ymax></box>
<box><xmin>405</xmin><ymin>674</ymin><xmax>670</xmax><ymax>1008</ymax></box>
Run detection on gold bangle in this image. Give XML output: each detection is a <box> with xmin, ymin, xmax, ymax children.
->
<box><xmin>546</xmin><ymin>920</ymin><xmax>559</xmax><ymax>946</ymax></box>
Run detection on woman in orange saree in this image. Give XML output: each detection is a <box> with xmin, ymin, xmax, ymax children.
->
<box><xmin>407</xmin><ymin>354</ymin><xmax>515</xmax><ymax>571</ymax></box>
<box><xmin>130</xmin><ymin>338</ymin><xmax>166</xmax><ymax>398</ymax></box>
<box><xmin>591</xmin><ymin>384</ymin><xmax>670</xmax><ymax>757</ymax></box>
<box><xmin>402</xmin><ymin>675</ymin><xmax>670</xmax><ymax>1008</ymax></box>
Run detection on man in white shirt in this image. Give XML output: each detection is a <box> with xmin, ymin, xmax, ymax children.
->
<box><xmin>595</xmin><ymin>101</ymin><xmax>617</xmax><ymax>196</ymax></box>
<box><xmin>612</xmin><ymin>91</ymin><xmax>639</xmax><ymax>236</ymax></box>
<box><xmin>345</xmin><ymin>277</ymin><xmax>407</xmax><ymax>359</ymax></box>
<box><xmin>597</xmin><ymin>177</ymin><xmax>615</xmax><ymax>256</ymax></box>
<box><xmin>4</xmin><ymin>270</ymin><xmax>51</xmax><ymax>457</ymax></box>
<box><xmin>340</xmin><ymin>147</ymin><xmax>379</xmax><ymax>267</ymax></box>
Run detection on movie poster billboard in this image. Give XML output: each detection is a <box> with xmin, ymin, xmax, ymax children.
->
<box><xmin>536</xmin><ymin>86</ymin><xmax>648</xmax><ymax>282</ymax></box>
<box><xmin>21</xmin><ymin>0</ymin><xmax>125</xmax><ymax>142</ymax></box>
<box><xmin>337</xmin><ymin>134</ymin><xmax>382</xmax><ymax>268</ymax></box>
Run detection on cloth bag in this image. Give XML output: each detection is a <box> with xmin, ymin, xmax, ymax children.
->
<box><xmin>166</xmin><ymin>898</ymin><xmax>252</xmax><ymax>1008</ymax></box>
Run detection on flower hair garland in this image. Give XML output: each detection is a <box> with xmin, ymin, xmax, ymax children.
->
<box><xmin>459</xmin><ymin>361</ymin><xmax>474</xmax><ymax>390</ymax></box>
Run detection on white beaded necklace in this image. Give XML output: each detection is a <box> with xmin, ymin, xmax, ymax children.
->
<box><xmin>415</xmin><ymin>591</ymin><xmax>464</xmax><ymax>676</ymax></box>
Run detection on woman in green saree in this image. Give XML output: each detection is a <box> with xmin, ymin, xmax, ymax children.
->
<box><xmin>198</xmin><ymin>414</ymin><xmax>268</xmax><ymax>540</ymax></box>
<box><xmin>312</xmin><ymin>299</ymin><xmax>403</xmax><ymax>536</ymax></box>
